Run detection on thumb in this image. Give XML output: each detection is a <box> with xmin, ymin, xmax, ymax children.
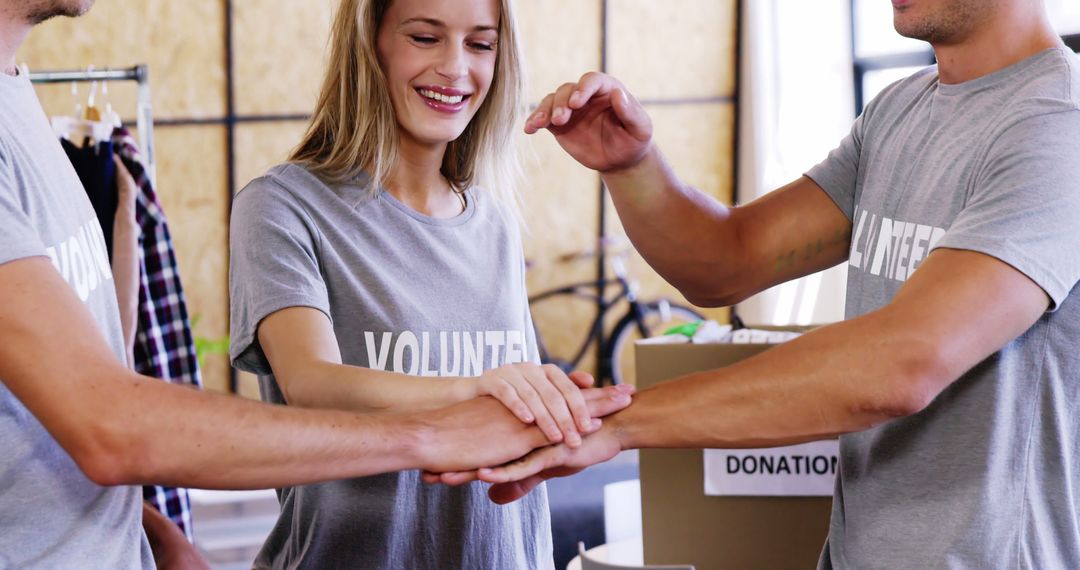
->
<box><xmin>488</xmin><ymin>475</ymin><xmax>546</xmax><ymax>505</ymax></box>
<box><xmin>610</xmin><ymin>87</ymin><xmax>652</xmax><ymax>142</ymax></box>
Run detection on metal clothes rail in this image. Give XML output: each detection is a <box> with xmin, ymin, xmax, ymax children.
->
<box><xmin>28</xmin><ymin>64</ymin><xmax>156</xmax><ymax>185</ymax></box>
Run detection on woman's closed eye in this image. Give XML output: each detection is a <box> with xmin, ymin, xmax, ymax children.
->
<box><xmin>409</xmin><ymin>34</ymin><xmax>439</xmax><ymax>45</ymax></box>
<box><xmin>468</xmin><ymin>41</ymin><xmax>496</xmax><ymax>52</ymax></box>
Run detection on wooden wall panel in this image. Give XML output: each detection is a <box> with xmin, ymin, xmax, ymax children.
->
<box><xmin>233</xmin><ymin>0</ymin><xmax>335</xmax><ymax>116</ymax></box>
<box><xmin>518</xmin><ymin>0</ymin><xmax>603</xmax><ymax>104</ymax></box>
<box><xmin>154</xmin><ymin>126</ymin><xmax>231</xmax><ymax>393</ymax></box>
<box><xmin>234</xmin><ymin>121</ymin><xmax>312</xmax><ymax>190</ymax></box>
<box><xmin>608</xmin><ymin>0</ymin><xmax>738</xmax><ymax>100</ymax></box>
<box><xmin>20</xmin><ymin>0</ymin><xmax>227</xmax><ymax>120</ymax></box>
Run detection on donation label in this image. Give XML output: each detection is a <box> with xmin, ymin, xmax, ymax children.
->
<box><xmin>703</xmin><ymin>440</ymin><xmax>840</xmax><ymax>496</ymax></box>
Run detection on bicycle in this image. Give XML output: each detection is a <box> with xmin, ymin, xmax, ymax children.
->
<box><xmin>528</xmin><ymin>240</ymin><xmax>704</xmax><ymax>386</ymax></box>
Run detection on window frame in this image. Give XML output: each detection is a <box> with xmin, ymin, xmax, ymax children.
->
<box><xmin>850</xmin><ymin>3</ymin><xmax>1080</xmax><ymax>116</ymax></box>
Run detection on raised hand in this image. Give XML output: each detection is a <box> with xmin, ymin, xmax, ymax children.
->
<box><xmin>525</xmin><ymin>72</ymin><xmax>653</xmax><ymax>173</ymax></box>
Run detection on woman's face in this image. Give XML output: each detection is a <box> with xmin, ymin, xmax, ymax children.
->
<box><xmin>376</xmin><ymin>0</ymin><xmax>500</xmax><ymax>150</ymax></box>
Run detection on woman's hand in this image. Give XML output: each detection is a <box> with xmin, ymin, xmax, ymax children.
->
<box><xmin>470</xmin><ymin>363</ymin><xmax>596</xmax><ymax>447</ymax></box>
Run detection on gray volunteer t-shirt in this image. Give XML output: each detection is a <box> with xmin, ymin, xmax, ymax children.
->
<box><xmin>807</xmin><ymin>47</ymin><xmax>1080</xmax><ymax>569</ymax></box>
<box><xmin>230</xmin><ymin>163</ymin><xmax>552</xmax><ymax>569</ymax></box>
<box><xmin>0</xmin><ymin>71</ymin><xmax>153</xmax><ymax>569</ymax></box>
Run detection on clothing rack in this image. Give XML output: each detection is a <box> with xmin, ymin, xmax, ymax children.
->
<box><xmin>27</xmin><ymin>64</ymin><xmax>156</xmax><ymax>186</ymax></box>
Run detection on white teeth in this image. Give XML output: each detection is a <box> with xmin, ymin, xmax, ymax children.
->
<box><xmin>419</xmin><ymin>88</ymin><xmax>464</xmax><ymax>104</ymax></box>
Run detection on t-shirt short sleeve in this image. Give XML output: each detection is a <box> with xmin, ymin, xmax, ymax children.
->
<box><xmin>229</xmin><ymin>177</ymin><xmax>331</xmax><ymax>374</ymax></box>
<box><xmin>934</xmin><ymin>109</ymin><xmax>1080</xmax><ymax>310</ymax></box>
<box><xmin>805</xmin><ymin>107</ymin><xmax>868</xmax><ymax>222</ymax></box>
<box><xmin>0</xmin><ymin>146</ymin><xmax>47</xmax><ymax>266</ymax></box>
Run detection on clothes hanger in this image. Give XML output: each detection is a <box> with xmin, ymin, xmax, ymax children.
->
<box><xmin>50</xmin><ymin>65</ymin><xmax>114</xmax><ymax>147</ymax></box>
<box><xmin>100</xmin><ymin>78</ymin><xmax>122</xmax><ymax>128</ymax></box>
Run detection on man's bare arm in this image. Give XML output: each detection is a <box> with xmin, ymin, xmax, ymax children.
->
<box><xmin>257</xmin><ymin>306</ymin><xmax>608</xmax><ymax>447</ymax></box>
<box><xmin>604</xmin><ymin>161</ymin><xmax>851</xmax><ymax>306</ymax></box>
<box><xmin>0</xmin><ymin>257</ymin><xmax>615</xmax><ymax>489</ymax></box>
<box><xmin>474</xmin><ymin>247</ymin><xmax>1048</xmax><ymax>500</ymax></box>
<box><xmin>526</xmin><ymin>72</ymin><xmax>852</xmax><ymax>306</ymax></box>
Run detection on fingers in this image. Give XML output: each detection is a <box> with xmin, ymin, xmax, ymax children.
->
<box><xmin>436</xmin><ymin>470</ymin><xmax>480</xmax><ymax>486</ymax></box>
<box><xmin>112</xmin><ymin>154</ymin><xmax>138</xmax><ymax>201</ymax></box>
<box><xmin>486</xmin><ymin>364</ymin><xmax>595</xmax><ymax>447</ymax></box>
<box><xmin>488</xmin><ymin>475</ymin><xmax>546</xmax><ymax>505</ymax></box>
<box><xmin>541</xmin><ymin>364</ymin><xmax>593</xmax><ymax>440</ymax></box>
<box><xmin>549</xmin><ymin>82</ymin><xmax>581</xmax><ymax>126</ymax></box>
<box><xmin>518</xmin><ymin>364</ymin><xmax>581</xmax><ymax>447</ymax></box>
<box><xmin>582</xmin><ymin>384</ymin><xmax>635</xmax><ymax>418</ymax></box>
<box><xmin>551</xmin><ymin>72</ymin><xmax>615</xmax><ymax>127</ymax></box>
<box><xmin>566</xmin><ymin>71</ymin><xmax>615</xmax><ymax>110</ymax></box>
<box><xmin>478</xmin><ymin>444</ymin><xmax>566</xmax><ymax>484</ymax></box>
<box><xmin>609</xmin><ymin>87</ymin><xmax>653</xmax><ymax>142</ymax></box>
<box><xmin>512</xmin><ymin>369</ymin><xmax>567</xmax><ymax>444</ymax></box>
<box><xmin>483</xmin><ymin>365</ymin><xmax>564</xmax><ymax>444</ymax></box>
<box><xmin>568</xmin><ymin>371</ymin><xmax>595</xmax><ymax>388</ymax></box>
<box><xmin>525</xmin><ymin>72</ymin><xmax>627</xmax><ymax>133</ymax></box>
<box><xmin>484</xmin><ymin>365</ymin><xmax>633</xmax><ymax>449</ymax></box>
<box><xmin>525</xmin><ymin>93</ymin><xmax>556</xmax><ymax>134</ymax></box>
<box><xmin>487</xmin><ymin>380</ymin><xmax>535</xmax><ymax>425</ymax></box>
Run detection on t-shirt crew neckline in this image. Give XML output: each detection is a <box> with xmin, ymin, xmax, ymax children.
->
<box><xmin>0</xmin><ymin>65</ymin><xmax>31</xmax><ymax>89</ymax></box>
<box><xmin>376</xmin><ymin>187</ymin><xmax>478</xmax><ymax>227</ymax></box>
<box><xmin>936</xmin><ymin>46</ymin><xmax>1068</xmax><ymax>97</ymax></box>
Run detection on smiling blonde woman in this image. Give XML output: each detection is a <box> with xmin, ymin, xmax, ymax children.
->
<box><xmin>227</xmin><ymin>0</ymin><xmax>611</xmax><ymax>568</ymax></box>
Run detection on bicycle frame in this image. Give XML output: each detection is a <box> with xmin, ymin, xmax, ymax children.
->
<box><xmin>528</xmin><ymin>275</ymin><xmax>643</xmax><ymax>381</ymax></box>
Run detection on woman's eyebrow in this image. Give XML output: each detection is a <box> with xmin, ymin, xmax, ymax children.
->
<box><xmin>399</xmin><ymin>17</ymin><xmax>497</xmax><ymax>33</ymax></box>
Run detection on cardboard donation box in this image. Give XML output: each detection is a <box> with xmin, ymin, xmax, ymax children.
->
<box><xmin>636</xmin><ymin>327</ymin><xmax>833</xmax><ymax>570</ymax></box>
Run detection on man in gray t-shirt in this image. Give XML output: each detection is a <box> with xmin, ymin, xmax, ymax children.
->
<box><xmin>468</xmin><ymin>1</ymin><xmax>1080</xmax><ymax>568</ymax></box>
<box><xmin>803</xmin><ymin>46</ymin><xmax>1080</xmax><ymax>568</ymax></box>
<box><xmin>0</xmin><ymin>36</ymin><xmax>155</xmax><ymax>570</ymax></box>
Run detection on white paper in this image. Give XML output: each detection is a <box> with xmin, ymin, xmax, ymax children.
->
<box><xmin>703</xmin><ymin>440</ymin><xmax>840</xmax><ymax>496</ymax></box>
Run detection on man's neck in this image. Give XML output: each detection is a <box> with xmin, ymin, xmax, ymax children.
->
<box><xmin>933</xmin><ymin>4</ymin><xmax>1060</xmax><ymax>84</ymax></box>
<box><xmin>0</xmin><ymin>7</ymin><xmax>32</xmax><ymax>76</ymax></box>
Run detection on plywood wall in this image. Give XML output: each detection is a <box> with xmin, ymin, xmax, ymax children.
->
<box><xmin>19</xmin><ymin>0</ymin><xmax>737</xmax><ymax>393</ymax></box>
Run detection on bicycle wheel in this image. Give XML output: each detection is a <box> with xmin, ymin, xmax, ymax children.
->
<box><xmin>606</xmin><ymin>301</ymin><xmax>704</xmax><ymax>386</ymax></box>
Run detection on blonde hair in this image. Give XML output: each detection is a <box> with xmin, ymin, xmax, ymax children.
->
<box><xmin>290</xmin><ymin>0</ymin><xmax>526</xmax><ymax>220</ymax></box>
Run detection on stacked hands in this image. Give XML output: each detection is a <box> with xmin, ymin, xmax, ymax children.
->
<box><xmin>420</xmin><ymin>361</ymin><xmax>635</xmax><ymax>505</ymax></box>
<box><xmin>422</xmin><ymin>72</ymin><xmax>653</xmax><ymax>504</ymax></box>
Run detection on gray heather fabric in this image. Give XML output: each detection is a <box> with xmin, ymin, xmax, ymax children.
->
<box><xmin>229</xmin><ymin>163</ymin><xmax>553</xmax><ymax>569</ymax></box>
<box><xmin>806</xmin><ymin>47</ymin><xmax>1080</xmax><ymax>569</ymax></box>
<box><xmin>0</xmin><ymin>70</ymin><xmax>152</xmax><ymax>569</ymax></box>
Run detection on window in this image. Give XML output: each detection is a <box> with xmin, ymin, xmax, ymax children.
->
<box><xmin>1049</xmin><ymin>0</ymin><xmax>1080</xmax><ymax>35</ymax></box>
<box><xmin>850</xmin><ymin>0</ymin><xmax>933</xmax><ymax>114</ymax></box>
<box><xmin>851</xmin><ymin>0</ymin><xmax>1080</xmax><ymax>115</ymax></box>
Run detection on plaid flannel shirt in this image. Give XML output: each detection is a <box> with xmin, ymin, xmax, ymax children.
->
<box><xmin>67</xmin><ymin>128</ymin><xmax>203</xmax><ymax>541</ymax></box>
<box><xmin>114</xmin><ymin>128</ymin><xmax>202</xmax><ymax>541</ymax></box>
